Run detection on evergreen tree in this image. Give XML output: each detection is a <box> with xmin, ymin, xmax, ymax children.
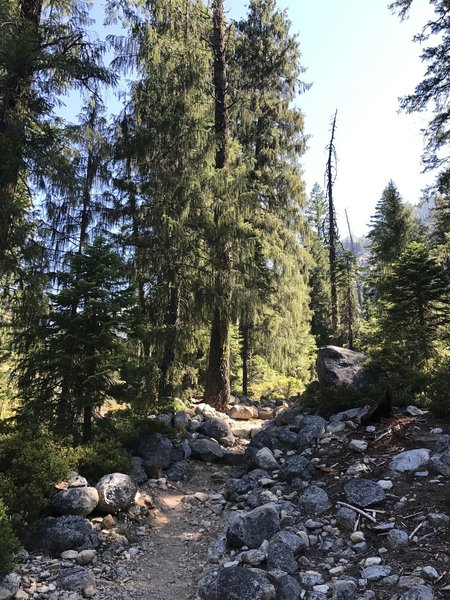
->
<box><xmin>390</xmin><ymin>0</ymin><xmax>450</xmax><ymax>193</ymax></box>
<box><xmin>367</xmin><ymin>181</ymin><xmax>420</xmax><ymax>281</ymax></box>
<box><xmin>14</xmin><ymin>239</ymin><xmax>133</xmax><ymax>442</ymax></box>
<box><xmin>377</xmin><ymin>241</ymin><xmax>450</xmax><ymax>363</ymax></box>
<box><xmin>0</xmin><ymin>0</ymin><xmax>111</xmax><ymax>278</ymax></box>
<box><xmin>230</xmin><ymin>0</ymin><xmax>313</xmax><ymax>390</ymax></box>
<box><xmin>305</xmin><ymin>184</ymin><xmax>332</xmax><ymax>346</ymax></box>
<box><xmin>336</xmin><ymin>249</ymin><xmax>360</xmax><ymax>349</ymax></box>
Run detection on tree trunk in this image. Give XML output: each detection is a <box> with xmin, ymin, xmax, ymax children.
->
<box><xmin>82</xmin><ymin>405</ymin><xmax>93</xmax><ymax>444</ymax></box>
<box><xmin>204</xmin><ymin>305</ymin><xmax>231</xmax><ymax>411</ymax></box>
<box><xmin>204</xmin><ymin>0</ymin><xmax>232</xmax><ymax>409</ymax></box>
<box><xmin>326</xmin><ymin>110</ymin><xmax>339</xmax><ymax>336</ymax></box>
<box><xmin>0</xmin><ymin>0</ymin><xmax>43</xmax><ymax>261</ymax></box>
<box><xmin>240</xmin><ymin>322</ymin><xmax>252</xmax><ymax>397</ymax></box>
<box><xmin>159</xmin><ymin>280</ymin><xmax>180</xmax><ymax>399</ymax></box>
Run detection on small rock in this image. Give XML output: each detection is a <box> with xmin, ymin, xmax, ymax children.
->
<box><xmin>349</xmin><ymin>440</ymin><xmax>368</xmax><ymax>452</ymax></box>
<box><xmin>398</xmin><ymin>585</ymin><xmax>434</xmax><ymax>600</ymax></box>
<box><xmin>298</xmin><ymin>485</ymin><xmax>331</xmax><ymax>516</ymax></box>
<box><xmin>386</xmin><ymin>529</ymin><xmax>408</xmax><ymax>547</ymax></box>
<box><xmin>405</xmin><ymin>405</ymin><xmax>425</xmax><ymax>416</ymax></box>
<box><xmin>344</xmin><ymin>479</ymin><xmax>385</xmax><ymax>507</ymax></box>
<box><xmin>422</xmin><ymin>566</ymin><xmax>439</xmax><ymax>581</ymax></box>
<box><xmin>389</xmin><ymin>449</ymin><xmax>430</xmax><ymax>473</ymax></box>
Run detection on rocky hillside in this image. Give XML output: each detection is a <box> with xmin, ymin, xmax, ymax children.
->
<box><xmin>1</xmin><ymin>393</ymin><xmax>450</xmax><ymax>600</ymax></box>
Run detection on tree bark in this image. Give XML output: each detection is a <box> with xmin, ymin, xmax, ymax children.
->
<box><xmin>326</xmin><ymin>110</ymin><xmax>339</xmax><ymax>336</ymax></box>
<box><xmin>240</xmin><ymin>322</ymin><xmax>252</xmax><ymax>397</ymax></box>
<box><xmin>159</xmin><ymin>279</ymin><xmax>180</xmax><ymax>399</ymax></box>
<box><xmin>204</xmin><ymin>0</ymin><xmax>232</xmax><ymax>410</ymax></box>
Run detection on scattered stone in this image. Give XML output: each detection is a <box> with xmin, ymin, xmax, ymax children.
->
<box><xmin>386</xmin><ymin>529</ymin><xmax>408</xmax><ymax>547</ymax></box>
<box><xmin>344</xmin><ymin>478</ymin><xmax>386</xmax><ymax>507</ymax></box>
<box><xmin>266</xmin><ymin>540</ymin><xmax>297</xmax><ymax>574</ymax></box>
<box><xmin>405</xmin><ymin>405</ymin><xmax>425</xmax><ymax>416</ymax></box>
<box><xmin>349</xmin><ymin>439</ymin><xmax>368</xmax><ymax>452</ymax></box>
<box><xmin>254</xmin><ymin>447</ymin><xmax>279</xmax><ymax>471</ymax></box>
<box><xmin>96</xmin><ymin>473</ymin><xmax>138</xmax><ymax>513</ymax></box>
<box><xmin>389</xmin><ymin>449</ymin><xmax>430</xmax><ymax>473</ymax></box>
<box><xmin>228</xmin><ymin>405</ymin><xmax>259</xmax><ymax>420</ymax></box>
<box><xmin>56</xmin><ymin>567</ymin><xmax>96</xmax><ymax>598</ymax></box>
<box><xmin>226</xmin><ymin>503</ymin><xmax>280</xmax><ymax>549</ymax></box>
<box><xmin>280</xmin><ymin>455</ymin><xmax>315</xmax><ymax>482</ymax></box>
<box><xmin>297</xmin><ymin>416</ymin><xmax>327</xmax><ymax>449</ymax></box>
<box><xmin>198</xmin><ymin>566</ymin><xmax>268</xmax><ymax>600</ymax></box>
<box><xmin>362</xmin><ymin>565</ymin><xmax>392</xmax><ymax>581</ymax></box>
<box><xmin>298</xmin><ymin>485</ymin><xmax>331</xmax><ymax>516</ymax></box>
<box><xmin>332</xmin><ymin>580</ymin><xmax>357</xmax><ymax>600</ymax></box>
<box><xmin>275</xmin><ymin>575</ymin><xmax>303</xmax><ymax>600</ymax></box>
<box><xmin>398</xmin><ymin>586</ymin><xmax>434</xmax><ymax>600</ymax></box>
<box><xmin>422</xmin><ymin>566</ymin><xmax>439</xmax><ymax>581</ymax></box>
<box><xmin>430</xmin><ymin>449</ymin><xmax>450</xmax><ymax>476</ymax></box>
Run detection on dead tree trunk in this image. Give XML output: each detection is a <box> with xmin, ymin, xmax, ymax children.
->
<box><xmin>326</xmin><ymin>110</ymin><xmax>339</xmax><ymax>336</ymax></box>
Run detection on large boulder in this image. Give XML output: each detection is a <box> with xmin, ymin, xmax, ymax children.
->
<box><xmin>226</xmin><ymin>503</ymin><xmax>280</xmax><ymax>549</ymax></box>
<box><xmin>199</xmin><ymin>416</ymin><xmax>235</xmax><ymax>447</ymax></box>
<box><xmin>52</xmin><ymin>487</ymin><xmax>99</xmax><ymax>518</ymax></box>
<box><xmin>189</xmin><ymin>438</ymin><xmax>224</xmax><ymax>462</ymax></box>
<box><xmin>228</xmin><ymin>405</ymin><xmax>259</xmax><ymax>420</ymax></box>
<box><xmin>136</xmin><ymin>432</ymin><xmax>173</xmax><ymax>470</ymax></box>
<box><xmin>316</xmin><ymin>345</ymin><xmax>368</xmax><ymax>388</ymax></box>
<box><xmin>96</xmin><ymin>473</ymin><xmax>137</xmax><ymax>513</ymax></box>
<box><xmin>37</xmin><ymin>515</ymin><xmax>99</xmax><ymax>556</ymax></box>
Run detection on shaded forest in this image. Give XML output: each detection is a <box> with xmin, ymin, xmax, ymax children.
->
<box><xmin>0</xmin><ymin>0</ymin><xmax>449</xmax><ymax>576</ymax></box>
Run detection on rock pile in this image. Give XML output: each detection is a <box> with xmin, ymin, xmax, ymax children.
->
<box><xmin>1</xmin><ymin>393</ymin><xmax>450</xmax><ymax>600</ymax></box>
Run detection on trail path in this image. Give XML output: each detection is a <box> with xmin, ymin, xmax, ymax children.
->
<box><xmin>96</xmin><ymin>461</ymin><xmax>230</xmax><ymax>600</ymax></box>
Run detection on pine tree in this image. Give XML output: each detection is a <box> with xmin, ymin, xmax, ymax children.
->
<box><xmin>336</xmin><ymin>249</ymin><xmax>360</xmax><ymax>350</ymax></box>
<box><xmin>14</xmin><ymin>239</ymin><xmax>133</xmax><ymax>442</ymax></box>
<box><xmin>0</xmin><ymin>0</ymin><xmax>111</xmax><ymax>278</ymax></box>
<box><xmin>229</xmin><ymin>0</ymin><xmax>313</xmax><ymax>390</ymax></box>
<box><xmin>378</xmin><ymin>241</ymin><xmax>450</xmax><ymax>363</ymax></box>
<box><xmin>367</xmin><ymin>181</ymin><xmax>420</xmax><ymax>281</ymax></box>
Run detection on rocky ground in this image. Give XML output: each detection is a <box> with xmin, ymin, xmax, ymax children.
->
<box><xmin>1</xmin><ymin>397</ymin><xmax>450</xmax><ymax>600</ymax></box>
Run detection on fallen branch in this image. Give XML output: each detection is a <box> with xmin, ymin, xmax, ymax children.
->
<box><xmin>409</xmin><ymin>520</ymin><xmax>425</xmax><ymax>540</ymax></box>
<box><xmin>336</xmin><ymin>501</ymin><xmax>377</xmax><ymax>523</ymax></box>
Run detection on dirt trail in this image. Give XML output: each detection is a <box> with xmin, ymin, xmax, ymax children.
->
<box><xmin>97</xmin><ymin>461</ymin><xmax>228</xmax><ymax>600</ymax></box>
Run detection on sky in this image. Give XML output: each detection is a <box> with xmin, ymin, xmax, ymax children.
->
<box><xmin>227</xmin><ymin>0</ymin><xmax>436</xmax><ymax>237</ymax></box>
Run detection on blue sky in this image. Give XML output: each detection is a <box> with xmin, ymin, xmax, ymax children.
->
<box><xmin>228</xmin><ymin>0</ymin><xmax>435</xmax><ymax>236</ymax></box>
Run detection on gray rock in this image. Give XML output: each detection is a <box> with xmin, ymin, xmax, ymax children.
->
<box><xmin>389</xmin><ymin>449</ymin><xmax>430</xmax><ymax>473</ymax></box>
<box><xmin>96</xmin><ymin>473</ymin><xmax>137</xmax><ymax>513</ymax></box>
<box><xmin>275</xmin><ymin>575</ymin><xmax>303</xmax><ymax>600</ymax></box>
<box><xmin>0</xmin><ymin>587</ymin><xmax>14</xmax><ymax>600</ymax></box>
<box><xmin>254</xmin><ymin>447</ymin><xmax>279</xmax><ymax>471</ymax></box>
<box><xmin>189</xmin><ymin>438</ymin><xmax>224</xmax><ymax>462</ymax></box>
<box><xmin>298</xmin><ymin>571</ymin><xmax>324</xmax><ymax>587</ymax></box>
<box><xmin>131</xmin><ymin>456</ymin><xmax>148</xmax><ymax>484</ymax></box>
<box><xmin>207</xmin><ymin>537</ymin><xmax>228</xmax><ymax>563</ymax></box>
<box><xmin>280</xmin><ymin>455</ymin><xmax>315</xmax><ymax>482</ymax></box>
<box><xmin>199</xmin><ymin>416</ymin><xmax>235</xmax><ymax>447</ymax></box>
<box><xmin>422</xmin><ymin>566</ymin><xmax>439</xmax><ymax>581</ymax></box>
<box><xmin>398</xmin><ymin>586</ymin><xmax>434</xmax><ymax>600</ymax></box>
<box><xmin>427</xmin><ymin>512</ymin><xmax>449</xmax><ymax>527</ymax></box>
<box><xmin>249</xmin><ymin>428</ymin><xmax>281</xmax><ymax>450</ymax></box>
<box><xmin>137</xmin><ymin>432</ymin><xmax>173</xmax><ymax>470</ymax></box>
<box><xmin>405</xmin><ymin>405</ymin><xmax>425</xmax><ymax>416</ymax></box>
<box><xmin>335</xmin><ymin>506</ymin><xmax>358</xmax><ymax>531</ymax></box>
<box><xmin>68</xmin><ymin>473</ymin><xmax>89</xmax><ymax>488</ymax></box>
<box><xmin>430</xmin><ymin>449</ymin><xmax>450</xmax><ymax>476</ymax></box>
<box><xmin>52</xmin><ymin>487</ymin><xmax>99</xmax><ymax>518</ymax></box>
<box><xmin>76</xmin><ymin>549</ymin><xmax>97</xmax><ymax>566</ymax></box>
<box><xmin>173</xmin><ymin>410</ymin><xmax>190</xmax><ymax>429</ymax></box>
<box><xmin>165</xmin><ymin>460</ymin><xmax>188</xmax><ymax>481</ymax></box>
<box><xmin>349</xmin><ymin>439</ymin><xmax>368</xmax><ymax>452</ymax></box>
<box><xmin>298</xmin><ymin>485</ymin><xmax>331</xmax><ymax>516</ymax></box>
<box><xmin>332</xmin><ymin>580</ymin><xmax>357</xmax><ymax>600</ymax></box>
<box><xmin>270</xmin><ymin>530</ymin><xmax>306</xmax><ymax>554</ymax></box>
<box><xmin>386</xmin><ymin>528</ymin><xmax>408</xmax><ymax>547</ymax></box>
<box><xmin>228</xmin><ymin>405</ymin><xmax>259</xmax><ymax>420</ymax></box>
<box><xmin>296</xmin><ymin>416</ymin><xmax>327</xmax><ymax>449</ymax></box>
<box><xmin>329</xmin><ymin>408</ymin><xmax>366</xmax><ymax>423</ymax></box>
<box><xmin>226</xmin><ymin>503</ymin><xmax>280</xmax><ymax>549</ymax></box>
<box><xmin>198</xmin><ymin>566</ymin><xmax>268</xmax><ymax>600</ymax></box>
<box><xmin>56</xmin><ymin>566</ymin><xmax>96</xmax><ymax>597</ymax></box>
<box><xmin>239</xmin><ymin>548</ymin><xmax>266</xmax><ymax>566</ymax></box>
<box><xmin>224</xmin><ymin>471</ymin><xmax>265</xmax><ymax>500</ymax></box>
<box><xmin>316</xmin><ymin>345</ymin><xmax>368</xmax><ymax>388</ymax></box>
<box><xmin>266</xmin><ymin>540</ymin><xmax>297</xmax><ymax>574</ymax></box>
<box><xmin>362</xmin><ymin>565</ymin><xmax>392</xmax><ymax>581</ymax></box>
<box><xmin>37</xmin><ymin>515</ymin><xmax>100</xmax><ymax>557</ymax></box>
<box><xmin>344</xmin><ymin>479</ymin><xmax>385</xmax><ymax>507</ymax></box>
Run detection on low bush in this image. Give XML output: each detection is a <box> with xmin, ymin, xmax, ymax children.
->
<box><xmin>76</xmin><ymin>440</ymin><xmax>133</xmax><ymax>484</ymax></box>
<box><xmin>0</xmin><ymin>499</ymin><xmax>20</xmax><ymax>577</ymax></box>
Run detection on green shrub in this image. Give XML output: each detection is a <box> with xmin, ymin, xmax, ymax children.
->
<box><xmin>0</xmin><ymin>499</ymin><xmax>20</xmax><ymax>577</ymax></box>
<box><xmin>301</xmin><ymin>383</ymin><xmax>367</xmax><ymax>418</ymax></box>
<box><xmin>0</xmin><ymin>429</ymin><xmax>74</xmax><ymax>526</ymax></box>
<box><xmin>76</xmin><ymin>440</ymin><xmax>133</xmax><ymax>484</ymax></box>
<box><xmin>247</xmin><ymin>356</ymin><xmax>305</xmax><ymax>401</ymax></box>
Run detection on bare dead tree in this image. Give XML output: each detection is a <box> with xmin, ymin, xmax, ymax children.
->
<box><xmin>326</xmin><ymin>110</ymin><xmax>339</xmax><ymax>336</ymax></box>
